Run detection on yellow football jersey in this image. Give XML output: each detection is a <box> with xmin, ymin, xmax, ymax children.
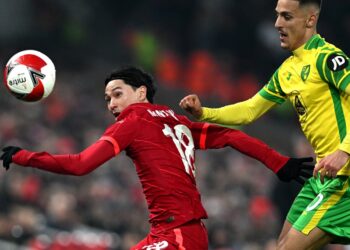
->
<box><xmin>260</xmin><ymin>34</ymin><xmax>350</xmax><ymax>175</ymax></box>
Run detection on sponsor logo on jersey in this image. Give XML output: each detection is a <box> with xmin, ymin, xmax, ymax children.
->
<box><xmin>301</xmin><ymin>65</ymin><xmax>310</xmax><ymax>81</ymax></box>
<box><xmin>327</xmin><ymin>53</ymin><xmax>349</xmax><ymax>72</ymax></box>
<box><xmin>292</xmin><ymin>91</ymin><xmax>307</xmax><ymax>123</ymax></box>
<box><xmin>294</xmin><ymin>96</ymin><xmax>306</xmax><ymax>115</ymax></box>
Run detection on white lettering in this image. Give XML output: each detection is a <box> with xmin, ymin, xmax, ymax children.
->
<box><xmin>147</xmin><ymin>110</ymin><xmax>157</xmax><ymax>117</ymax></box>
<box><xmin>147</xmin><ymin>109</ymin><xmax>179</xmax><ymax>121</ymax></box>
<box><xmin>167</xmin><ymin>110</ymin><xmax>178</xmax><ymax>121</ymax></box>
<box><xmin>332</xmin><ymin>56</ymin><xmax>346</xmax><ymax>70</ymax></box>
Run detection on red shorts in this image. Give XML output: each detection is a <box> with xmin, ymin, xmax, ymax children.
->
<box><xmin>131</xmin><ymin>220</ymin><xmax>208</xmax><ymax>250</ymax></box>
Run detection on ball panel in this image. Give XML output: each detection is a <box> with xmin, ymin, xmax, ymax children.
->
<box><xmin>15</xmin><ymin>54</ymin><xmax>47</xmax><ymax>70</ymax></box>
<box><xmin>41</xmin><ymin>64</ymin><xmax>56</xmax><ymax>98</ymax></box>
<box><xmin>23</xmin><ymin>79</ymin><xmax>45</xmax><ymax>102</ymax></box>
<box><xmin>6</xmin><ymin>64</ymin><xmax>34</xmax><ymax>94</ymax></box>
<box><xmin>4</xmin><ymin>50</ymin><xmax>56</xmax><ymax>102</ymax></box>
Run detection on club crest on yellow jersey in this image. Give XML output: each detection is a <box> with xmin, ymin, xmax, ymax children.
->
<box><xmin>301</xmin><ymin>65</ymin><xmax>310</xmax><ymax>81</ymax></box>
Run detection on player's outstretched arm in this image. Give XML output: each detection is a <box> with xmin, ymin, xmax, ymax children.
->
<box><xmin>0</xmin><ymin>140</ymin><xmax>116</xmax><ymax>175</ymax></box>
<box><xmin>194</xmin><ymin>123</ymin><xmax>314</xmax><ymax>184</ymax></box>
<box><xmin>180</xmin><ymin>93</ymin><xmax>276</xmax><ymax>125</ymax></box>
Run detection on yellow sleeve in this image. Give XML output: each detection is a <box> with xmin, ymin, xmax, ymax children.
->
<box><xmin>339</xmin><ymin>135</ymin><xmax>350</xmax><ymax>155</ymax></box>
<box><xmin>200</xmin><ymin>93</ymin><xmax>276</xmax><ymax>125</ymax></box>
<box><xmin>339</xmin><ymin>85</ymin><xmax>350</xmax><ymax>154</ymax></box>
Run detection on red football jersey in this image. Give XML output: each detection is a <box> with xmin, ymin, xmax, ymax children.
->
<box><xmin>100</xmin><ymin>103</ymin><xmax>208</xmax><ymax>230</ymax></box>
<box><xmin>99</xmin><ymin>103</ymin><xmax>288</xmax><ymax>230</ymax></box>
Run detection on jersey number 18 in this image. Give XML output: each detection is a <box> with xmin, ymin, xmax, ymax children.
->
<box><xmin>162</xmin><ymin>124</ymin><xmax>196</xmax><ymax>177</ymax></box>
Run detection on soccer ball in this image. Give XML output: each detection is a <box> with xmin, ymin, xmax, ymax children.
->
<box><xmin>3</xmin><ymin>50</ymin><xmax>56</xmax><ymax>102</ymax></box>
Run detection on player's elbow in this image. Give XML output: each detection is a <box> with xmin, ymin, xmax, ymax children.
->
<box><xmin>239</xmin><ymin>117</ymin><xmax>255</xmax><ymax>124</ymax></box>
<box><xmin>242</xmin><ymin>112</ymin><xmax>261</xmax><ymax>124</ymax></box>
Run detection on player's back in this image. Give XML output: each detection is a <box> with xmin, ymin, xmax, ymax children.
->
<box><xmin>111</xmin><ymin>103</ymin><xmax>207</xmax><ymax>230</ymax></box>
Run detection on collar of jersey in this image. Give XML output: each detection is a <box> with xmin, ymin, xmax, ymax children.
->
<box><xmin>292</xmin><ymin>34</ymin><xmax>322</xmax><ymax>58</ymax></box>
<box><xmin>117</xmin><ymin>102</ymin><xmax>170</xmax><ymax>121</ymax></box>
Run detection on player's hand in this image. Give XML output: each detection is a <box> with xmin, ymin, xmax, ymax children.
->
<box><xmin>276</xmin><ymin>157</ymin><xmax>314</xmax><ymax>184</ymax></box>
<box><xmin>179</xmin><ymin>94</ymin><xmax>203</xmax><ymax>120</ymax></box>
<box><xmin>313</xmin><ymin>150</ymin><xmax>349</xmax><ymax>184</ymax></box>
<box><xmin>0</xmin><ymin>146</ymin><xmax>22</xmax><ymax>170</ymax></box>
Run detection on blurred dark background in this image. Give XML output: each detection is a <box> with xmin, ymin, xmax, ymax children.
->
<box><xmin>0</xmin><ymin>0</ymin><xmax>349</xmax><ymax>249</ymax></box>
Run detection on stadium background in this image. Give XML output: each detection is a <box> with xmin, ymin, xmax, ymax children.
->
<box><xmin>0</xmin><ymin>0</ymin><xmax>349</xmax><ymax>249</ymax></box>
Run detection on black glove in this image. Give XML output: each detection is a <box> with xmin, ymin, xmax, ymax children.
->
<box><xmin>0</xmin><ymin>146</ymin><xmax>22</xmax><ymax>170</ymax></box>
<box><xmin>276</xmin><ymin>157</ymin><xmax>314</xmax><ymax>184</ymax></box>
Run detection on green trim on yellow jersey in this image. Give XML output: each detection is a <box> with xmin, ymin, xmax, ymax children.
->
<box><xmin>304</xmin><ymin>34</ymin><xmax>325</xmax><ymax>50</ymax></box>
<box><xmin>339</xmin><ymin>74</ymin><xmax>350</xmax><ymax>91</ymax></box>
<box><xmin>259</xmin><ymin>34</ymin><xmax>350</xmax><ymax>175</ymax></box>
<box><xmin>259</xmin><ymin>69</ymin><xmax>287</xmax><ymax>104</ymax></box>
<box><xmin>328</xmin><ymin>85</ymin><xmax>347</xmax><ymax>141</ymax></box>
<box><xmin>316</xmin><ymin>51</ymin><xmax>350</xmax><ymax>92</ymax></box>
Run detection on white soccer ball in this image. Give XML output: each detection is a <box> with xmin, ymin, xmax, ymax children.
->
<box><xmin>3</xmin><ymin>50</ymin><xmax>56</xmax><ymax>102</ymax></box>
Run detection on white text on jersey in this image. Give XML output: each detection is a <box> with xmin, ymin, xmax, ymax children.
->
<box><xmin>147</xmin><ymin>109</ymin><xmax>179</xmax><ymax>121</ymax></box>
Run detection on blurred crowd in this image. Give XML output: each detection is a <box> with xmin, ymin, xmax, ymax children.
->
<box><xmin>0</xmin><ymin>0</ymin><xmax>349</xmax><ymax>249</ymax></box>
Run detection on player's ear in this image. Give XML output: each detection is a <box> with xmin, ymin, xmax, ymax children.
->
<box><xmin>306</xmin><ymin>14</ymin><xmax>317</xmax><ymax>28</ymax></box>
<box><xmin>137</xmin><ymin>85</ymin><xmax>147</xmax><ymax>101</ymax></box>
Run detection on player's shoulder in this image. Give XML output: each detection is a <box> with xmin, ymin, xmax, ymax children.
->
<box><xmin>313</xmin><ymin>37</ymin><xmax>349</xmax><ymax>73</ymax></box>
<box><xmin>119</xmin><ymin>102</ymin><xmax>185</xmax><ymax>124</ymax></box>
<box><xmin>105</xmin><ymin>104</ymin><xmax>151</xmax><ymax>131</ymax></box>
<box><xmin>310</xmin><ymin>35</ymin><xmax>345</xmax><ymax>57</ymax></box>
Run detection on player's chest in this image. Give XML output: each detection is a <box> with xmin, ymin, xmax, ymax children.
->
<box><xmin>278</xmin><ymin>61</ymin><xmax>332</xmax><ymax>120</ymax></box>
<box><xmin>278</xmin><ymin>60</ymin><xmax>327</xmax><ymax>103</ymax></box>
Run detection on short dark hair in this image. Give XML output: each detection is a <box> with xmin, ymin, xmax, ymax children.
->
<box><xmin>298</xmin><ymin>0</ymin><xmax>322</xmax><ymax>9</ymax></box>
<box><xmin>105</xmin><ymin>66</ymin><xmax>157</xmax><ymax>103</ymax></box>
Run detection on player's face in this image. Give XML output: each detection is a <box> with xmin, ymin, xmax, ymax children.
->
<box><xmin>104</xmin><ymin>79</ymin><xmax>146</xmax><ymax>117</ymax></box>
<box><xmin>274</xmin><ymin>0</ymin><xmax>312</xmax><ymax>51</ymax></box>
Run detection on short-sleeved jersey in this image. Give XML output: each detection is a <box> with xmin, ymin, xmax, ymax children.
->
<box><xmin>259</xmin><ymin>34</ymin><xmax>350</xmax><ymax>175</ymax></box>
<box><xmin>100</xmin><ymin>103</ymin><xmax>208</xmax><ymax>231</ymax></box>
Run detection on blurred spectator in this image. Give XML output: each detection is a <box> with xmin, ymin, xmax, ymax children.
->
<box><xmin>0</xmin><ymin>0</ymin><xmax>348</xmax><ymax>249</ymax></box>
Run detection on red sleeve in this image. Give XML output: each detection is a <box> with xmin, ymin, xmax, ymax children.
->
<box><xmin>188</xmin><ymin>121</ymin><xmax>289</xmax><ymax>173</ymax></box>
<box><xmin>101</xmin><ymin>117</ymin><xmax>138</xmax><ymax>151</ymax></box>
<box><xmin>12</xmin><ymin>140</ymin><xmax>116</xmax><ymax>176</ymax></box>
